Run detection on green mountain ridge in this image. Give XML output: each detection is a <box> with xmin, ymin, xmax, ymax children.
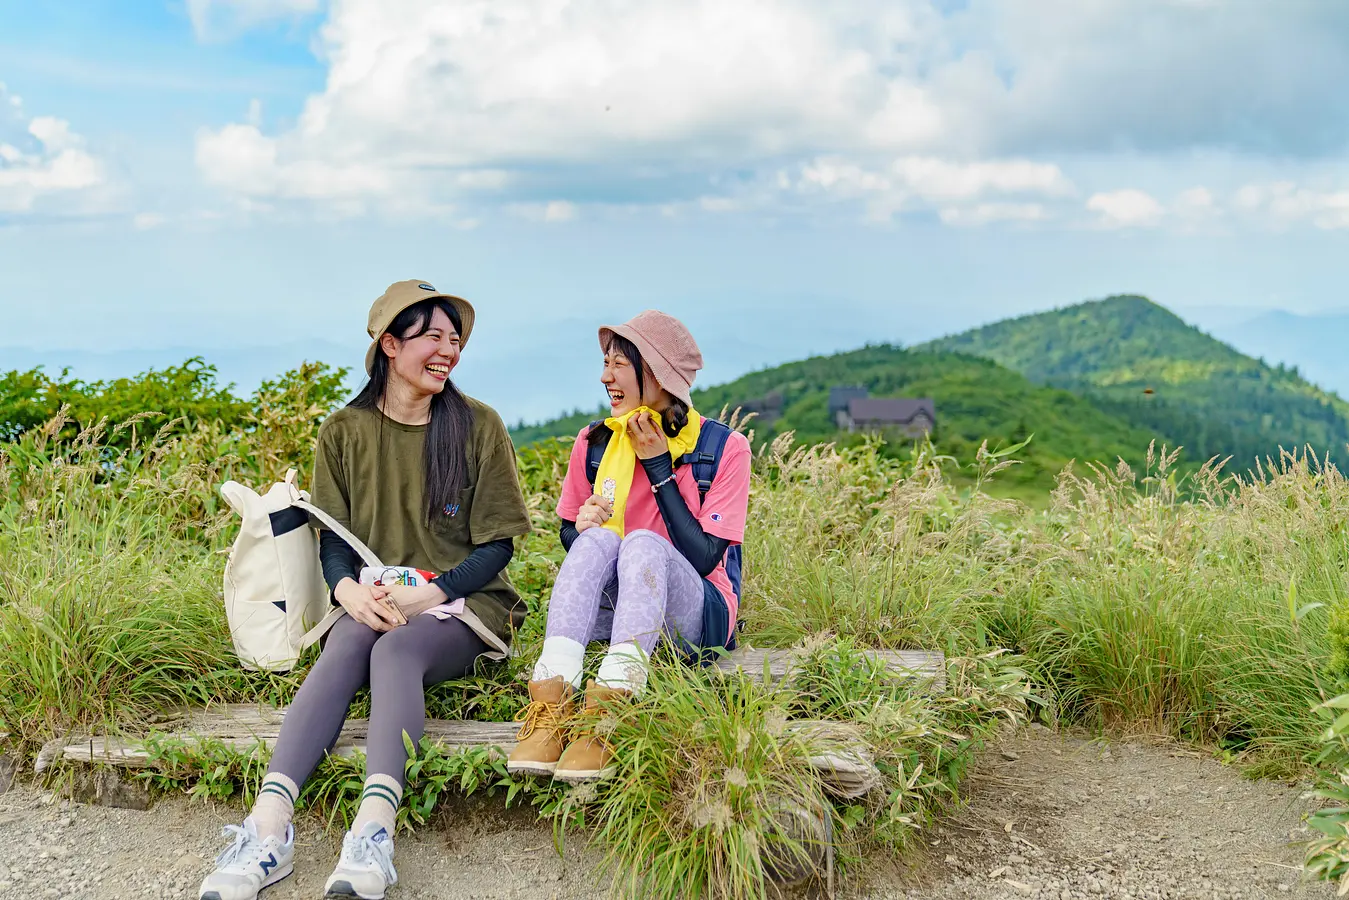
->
<box><xmin>512</xmin><ymin>294</ymin><xmax>1349</xmax><ymax>490</ymax></box>
<box><xmin>511</xmin><ymin>345</ymin><xmax>1166</xmax><ymax>489</ymax></box>
<box><xmin>918</xmin><ymin>295</ymin><xmax>1349</xmax><ymax>467</ymax></box>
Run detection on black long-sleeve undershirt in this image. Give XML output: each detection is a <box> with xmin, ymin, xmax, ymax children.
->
<box><xmin>319</xmin><ymin>530</ymin><xmax>514</xmax><ymax>602</ymax></box>
<box><xmin>319</xmin><ymin>530</ymin><xmax>361</xmax><ymax>596</ymax></box>
<box><xmin>560</xmin><ymin>519</ymin><xmax>580</xmax><ymax>552</ymax></box>
<box><xmin>431</xmin><ymin>539</ymin><xmax>514</xmax><ymax>599</ymax></box>
<box><xmin>641</xmin><ymin>453</ymin><xmax>730</xmax><ymax>576</ymax></box>
<box><xmin>558</xmin><ymin>453</ymin><xmax>729</xmax><ymax>577</ymax></box>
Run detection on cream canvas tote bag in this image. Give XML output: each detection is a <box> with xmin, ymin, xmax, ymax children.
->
<box><xmin>220</xmin><ymin>469</ymin><xmax>380</xmax><ymax>671</ymax></box>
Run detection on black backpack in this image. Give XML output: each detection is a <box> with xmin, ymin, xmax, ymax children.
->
<box><xmin>584</xmin><ymin>418</ymin><xmax>742</xmax><ymax>662</ymax></box>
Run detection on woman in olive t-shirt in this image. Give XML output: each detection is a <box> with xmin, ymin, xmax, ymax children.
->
<box><xmin>199</xmin><ymin>281</ymin><xmax>531</xmax><ymax>900</ymax></box>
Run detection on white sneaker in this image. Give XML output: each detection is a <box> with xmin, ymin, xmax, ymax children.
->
<box><xmin>323</xmin><ymin>822</ymin><xmax>398</xmax><ymax>899</ymax></box>
<box><xmin>198</xmin><ymin>817</ymin><xmax>294</xmax><ymax>900</ymax></box>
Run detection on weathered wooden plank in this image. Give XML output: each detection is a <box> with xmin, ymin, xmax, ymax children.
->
<box><xmin>35</xmin><ymin>647</ymin><xmax>943</xmax><ymax>772</ymax></box>
<box><xmin>44</xmin><ymin>737</ymin><xmax>154</xmax><ymax>770</ymax></box>
<box><xmin>714</xmin><ymin>647</ymin><xmax>946</xmax><ymax>693</ymax></box>
<box><xmin>40</xmin><ymin>712</ymin><xmax>883</xmax><ymax>798</ymax></box>
<box><xmin>36</xmin><ymin>713</ymin><xmax>519</xmax><ymax>773</ymax></box>
<box><xmin>35</xmin><ymin>647</ymin><xmax>943</xmax><ymax>791</ymax></box>
<box><xmin>784</xmin><ymin>721</ymin><xmax>882</xmax><ymax>800</ymax></box>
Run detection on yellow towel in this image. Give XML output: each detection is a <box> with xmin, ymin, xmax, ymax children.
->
<box><xmin>596</xmin><ymin>407</ymin><xmax>701</xmax><ymax>537</ymax></box>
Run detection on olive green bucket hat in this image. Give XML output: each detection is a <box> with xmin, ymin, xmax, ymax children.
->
<box><xmin>364</xmin><ymin>280</ymin><xmax>476</xmax><ymax>375</ymax></box>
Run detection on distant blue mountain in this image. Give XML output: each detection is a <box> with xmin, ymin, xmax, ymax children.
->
<box><xmin>1204</xmin><ymin>309</ymin><xmax>1349</xmax><ymax>401</ymax></box>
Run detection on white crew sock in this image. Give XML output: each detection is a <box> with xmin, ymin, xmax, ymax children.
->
<box><xmin>352</xmin><ymin>773</ymin><xmax>402</xmax><ymax>836</ymax></box>
<box><xmin>595</xmin><ymin>641</ymin><xmax>648</xmax><ymax>694</ymax></box>
<box><xmin>532</xmin><ymin>636</ymin><xmax>586</xmax><ymax>689</ymax></box>
<box><xmin>250</xmin><ymin>772</ymin><xmax>299</xmax><ymax>843</ymax></box>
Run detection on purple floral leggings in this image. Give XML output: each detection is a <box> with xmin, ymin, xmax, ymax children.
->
<box><xmin>546</xmin><ymin>527</ymin><xmax>704</xmax><ymax>653</ymax></box>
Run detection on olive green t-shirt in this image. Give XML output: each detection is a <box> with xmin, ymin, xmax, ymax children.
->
<box><xmin>309</xmin><ymin>398</ymin><xmax>532</xmax><ymax>648</ymax></box>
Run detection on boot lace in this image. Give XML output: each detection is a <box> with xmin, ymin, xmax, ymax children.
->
<box><xmin>514</xmin><ymin>697</ymin><xmax>567</xmax><ymax>741</ymax></box>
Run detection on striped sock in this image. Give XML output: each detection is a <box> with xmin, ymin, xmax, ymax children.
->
<box><xmin>352</xmin><ymin>773</ymin><xmax>402</xmax><ymax>835</ymax></box>
<box><xmin>251</xmin><ymin>772</ymin><xmax>298</xmax><ymax>843</ymax></box>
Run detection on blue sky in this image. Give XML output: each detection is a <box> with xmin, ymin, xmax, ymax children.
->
<box><xmin>3</xmin><ymin>0</ymin><xmax>1349</xmax><ymax>424</ymax></box>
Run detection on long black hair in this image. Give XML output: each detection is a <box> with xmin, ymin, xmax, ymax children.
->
<box><xmin>588</xmin><ymin>332</ymin><xmax>690</xmax><ymax>447</ymax></box>
<box><xmin>351</xmin><ymin>298</ymin><xmax>474</xmax><ymax>525</ymax></box>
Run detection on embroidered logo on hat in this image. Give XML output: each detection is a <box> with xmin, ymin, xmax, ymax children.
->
<box><xmin>418</xmin><ymin>283</ymin><xmax>436</xmax><ymax>291</ymax></box>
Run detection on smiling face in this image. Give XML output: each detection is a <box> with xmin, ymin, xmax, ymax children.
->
<box><xmin>600</xmin><ymin>339</ymin><xmax>667</xmax><ymax>417</ymax></box>
<box><xmin>380</xmin><ymin>304</ymin><xmax>461</xmax><ymax>398</ymax></box>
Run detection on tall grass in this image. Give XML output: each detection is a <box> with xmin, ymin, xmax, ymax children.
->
<box><xmin>2</xmin><ymin>401</ymin><xmax>1342</xmax><ymax>766</ymax></box>
<box><xmin>744</xmin><ymin>435</ymin><xmax>1343</xmax><ymax>770</ymax></box>
<box><xmin>0</xmin><ymin>413</ymin><xmax>240</xmax><ymax>742</ymax></box>
<box><xmin>4</xmin><ymin>376</ymin><xmax>1349</xmax><ymax>894</ymax></box>
<box><xmin>563</xmin><ymin>647</ymin><xmax>1029</xmax><ymax>898</ymax></box>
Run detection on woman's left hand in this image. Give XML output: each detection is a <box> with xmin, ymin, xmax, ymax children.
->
<box><xmin>627</xmin><ymin>409</ymin><xmax>669</xmax><ymax>460</ymax></box>
<box><xmin>385</xmin><ymin>583</ymin><xmax>449</xmax><ymax>619</ymax></box>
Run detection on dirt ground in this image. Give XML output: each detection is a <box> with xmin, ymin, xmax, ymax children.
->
<box><xmin>871</xmin><ymin>725</ymin><xmax>1333</xmax><ymax>900</ymax></box>
<box><xmin>0</xmin><ymin>727</ymin><xmax>1335</xmax><ymax>900</ymax></box>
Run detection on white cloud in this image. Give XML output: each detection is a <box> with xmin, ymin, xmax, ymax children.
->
<box><xmin>507</xmin><ymin>200</ymin><xmax>578</xmax><ymax>223</ymax></box>
<box><xmin>1174</xmin><ymin>187</ymin><xmax>1216</xmax><ymax>216</ymax></box>
<box><xmin>940</xmin><ymin>0</ymin><xmax>1349</xmax><ymax>157</ymax></box>
<box><xmin>791</xmin><ymin>155</ymin><xmax>1072</xmax><ymax>223</ymax></box>
<box><xmin>891</xmin><ymin>157</ymin><xmax>1073</xmax><ymax>202</ymax></box>
<box><xmin>544</xmin><ymin>201</ymin><xmax>577</xmax><ymax>222</ymax></box>
<box><xmin>1233</xmin><ymin>181</ymin><xmax>1349</xmax><ymax>230</ymax></box>
<box><xmin>939</xmin><ymin>203</ymin><xmax>1049</xmax><ymax>227</ymax></box>
<box><xmin>195</xmin><ymin>122</ymin><xmax>389</xmax><ymax>202</ymax></box>
<box><xmin>187</xmin><ymin>1</ymin><xmax>1349</xmax><ymax>230</ymax></box>
<box><xmin>188</xmin><ymin>0</ymin><xmax>322</xmax><ymax>41</ymax></box>
<box><xmin>194</xmin><ymin>0</ymin><xmax>956</xmax><ymax>213</ymax></box>
<box><xmin>699</xmin><ymin>196</ymin><xmax>739</xmax><ymax>213</ymax></box>
<box><xmin>797</xmin><ymin>159</ymin><xmax>894</xmax><ymax>197</ymax></box>
<box><xmin>27</xmin><ymin>117</ymin><xmax>78</xmax><ymax>152</ymax></box>
<box><xmin>1086</xmin><ymin>189</ymin><xmax>1165</xmax><ymax>228</ymax></box>
<box><xmin>1169</xmin><ymin>186</ymin><xmax>1222</xmax><ymax>232</ymax></box>
<box><xmin>0</xmin><ymin>88</ymin><xmax>105</xmax><ymax>214</ymax></box>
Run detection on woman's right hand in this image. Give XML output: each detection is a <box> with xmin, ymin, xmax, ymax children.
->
<box><xmin>334</xmin><ymin>578</ymin><xmax>405</xmax><ymax>632</ymax></box>
<box><xmin>575</xmin><ymin>495</ymin><xmax>613</xmax><ymax>533</ymax></box>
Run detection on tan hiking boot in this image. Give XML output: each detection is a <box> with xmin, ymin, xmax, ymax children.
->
<box><xmin>553</xmin><ymin>680</ymin><xmax>631</xmax><ymax>783</ymax></box>
<box><xmin>507</xmin><ymin>676</ymin><xmax>574</xmax><ymax>777</ymax></box>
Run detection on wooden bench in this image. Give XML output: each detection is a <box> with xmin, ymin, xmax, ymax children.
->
<box><xmin>36</xmin><ymin>646</ymin><xmax>945</xmax><ymax>801</ymax></box>
<box><xmin>712</xmin><ymin>646</ymin><xmax>944</xmax><ymax>691</ymax></box>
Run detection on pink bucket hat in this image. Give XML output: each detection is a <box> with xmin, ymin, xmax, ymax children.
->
<box><xmin>599</xmin><ymin>310</ymin><xmax>703</xmax><ymax>406</ymax></box>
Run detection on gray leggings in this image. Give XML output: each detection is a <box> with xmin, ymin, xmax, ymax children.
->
<box><xmin>267</xmin><ymin>613</ymin><xmax>489</xmax><ymax>788</ymax></box>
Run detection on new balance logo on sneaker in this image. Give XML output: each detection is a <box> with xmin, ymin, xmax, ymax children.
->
<box><xmin>198</xmin><ymin>818</ymin><xmax>294</xmax><ymax>900</ymax></box>
<box><xmin>323</xmin><ymin>822</ymin><xmax>398</xmax><ymax>899</ymax></box>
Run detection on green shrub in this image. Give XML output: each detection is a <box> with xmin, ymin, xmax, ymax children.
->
<box><xmin>0</xmin><ymin>359</ymin><xmax>248</xmax><ymax>445</ymax></box>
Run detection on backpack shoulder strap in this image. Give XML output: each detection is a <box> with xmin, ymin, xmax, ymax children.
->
<box><xmin>587</xmin><ymin>417</ymin><xmax>733</xmax><ymax>503</ymax></box>
<box><xmin>291</xmin><ymin>499</ymin><xmax>383</xmax><ymax>570</ymax></box>
<box><xmin>299</xmin><ymin>606</ymin><xmax>347</xmax><ymax>651</ymax></box>
<box><xmin>675</xmin><ymin>418</ymin><xmax>732</xmax><ymax>504</ymax></box>
<box><xmin>584</xmin><ymin>420</ymin><xmax>609</xmax><ymax>487</ymax></box>
<box><xmin>290</xmin><ymin>500</ymin><xmax>385</xmax><ymax>651</ymax></box>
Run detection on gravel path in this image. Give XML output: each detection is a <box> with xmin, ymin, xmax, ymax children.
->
<box><xmin>875</xmin><ymin>725</ymin><xmax>1334</xmax><ymax>900</ymax></box>
<box><xmin>0</xmin><ymin>728</ymin><xmax>1335</xmax><ymax>899</ymax></box>
<box><xmin>0</xmin><ymin>789</ymin><xmax>601</xmax><ymax>900</ymax></box>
